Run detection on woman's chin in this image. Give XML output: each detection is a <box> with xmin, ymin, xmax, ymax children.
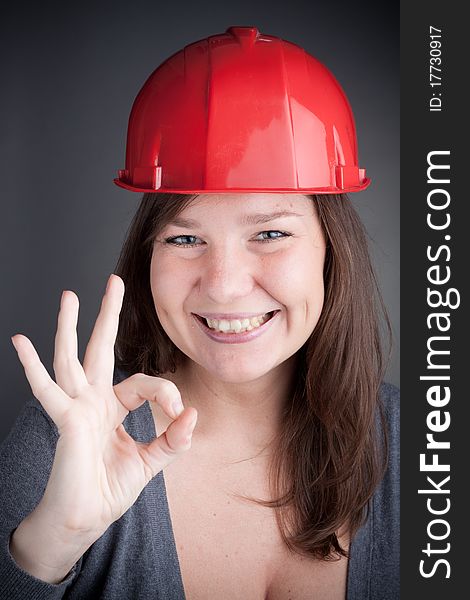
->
<box><xmin>197</xmin><ymin>358</ymin><xmax>275</xmax><ymax>385</ymax></box>
<box><xmin>173</xmin><ymin>340</ymin><xmax>286</xmax><ymax>384</ymax></box>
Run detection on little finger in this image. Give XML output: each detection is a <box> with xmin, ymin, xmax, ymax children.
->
<box><xmin>11</xmin><ymin>334</ymin><xmax>71</xmax><ymax>426</ymax></box>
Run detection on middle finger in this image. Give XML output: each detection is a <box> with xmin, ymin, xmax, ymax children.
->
<box><xmin>83</xmin><ymin>274</ymin><xmax>125</xmax><ymax>386</ymax></box>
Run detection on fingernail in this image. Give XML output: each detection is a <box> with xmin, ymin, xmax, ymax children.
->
<box><xmin>188</xmin><ymin>412</ymin><xmax>197</xmax><ymax>432</ymax></box>
<box><xmin>172</xmin><ymin>399</ymin><xmax>184</xmax><ymax>418</ymax></box>
<box><xmin>106</xmin><ymin>274</ymin><xmax>114</xmax><ymax>292</ymax></box>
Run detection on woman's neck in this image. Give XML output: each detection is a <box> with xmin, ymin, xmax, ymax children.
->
<box><xmin>162</xmin><ymin>355</ymin><xmax>298</xmax><ymax>455</ymax></box>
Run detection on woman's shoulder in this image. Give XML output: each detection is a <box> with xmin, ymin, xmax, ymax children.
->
<box><xmin>376</xmin><ymin>381</ymin><xmax>400</xmax><ymax>483</ymax></box>
<box><xmin>347</xmin><ymin>381</ymin><xmax>400</xmax><ymax>598</ymax></box>
<box><xmin>379</xmin><ymin>381</ymin><xmax>400</xmax><ymax>408</ymax></box>
<box><xmin>378</xmin><ymin>381</ymin><xmax>400</xmax><ymax>436</ymax></box>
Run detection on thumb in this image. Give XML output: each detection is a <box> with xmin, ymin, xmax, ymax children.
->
<box><xmin>137</xmin><ymin>408</ymin><xmax>198</xmax><ymax>479</ymax></box>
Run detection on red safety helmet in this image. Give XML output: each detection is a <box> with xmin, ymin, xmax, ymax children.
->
<box><xmin>114</xmin><ymin>26</ymin><xmax>370</xmax><ymax>194</ymax></box>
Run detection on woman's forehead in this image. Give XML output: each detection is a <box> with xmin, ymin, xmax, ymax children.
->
<box><xmin>185</xmin><ymin>193</ymin><xmax>314</xmax><ymax>216</ymax></box>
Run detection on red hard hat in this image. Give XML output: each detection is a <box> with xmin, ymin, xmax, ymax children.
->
<box><xmin>115</xmin><ymin>26</ymin><xmax>370</xmax><ymax>194</ymax></box>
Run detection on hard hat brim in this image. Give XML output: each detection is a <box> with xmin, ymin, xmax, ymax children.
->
<box><xmin>113</xmin><ymin>178</ymin><xmax>371</xmax><ymax>195</ymax></box>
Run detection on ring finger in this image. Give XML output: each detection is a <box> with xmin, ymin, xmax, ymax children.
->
<box><xmin>53</xmin><ymin>290</ymin><xmax>88</xmax><ymax>397</ymax></box>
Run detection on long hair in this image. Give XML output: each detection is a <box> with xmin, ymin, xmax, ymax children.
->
<box><xmin>114</xmin><ymin>192</ymin><xmax>391</xmax><ymax>560</ymax></box>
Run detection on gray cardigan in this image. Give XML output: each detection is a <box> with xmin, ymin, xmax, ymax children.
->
<box><xmin>0</xmin><ymin>369</ymin><xmax>400</xmax><ymax>599</ymax></box>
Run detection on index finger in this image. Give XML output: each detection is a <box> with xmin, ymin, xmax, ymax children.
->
<box><xmin>82</xmin><ymin>274</ymin><xmax>125</xmax><ymax>385</ymax></box>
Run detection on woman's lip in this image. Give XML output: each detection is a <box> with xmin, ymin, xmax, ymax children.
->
<box><xmin>191</xmin><ymin>310</ymin><xmax>279</xmax><ymax>344</ymax></box>
<box><xmin>194</xmin><ymin>311</ymin><xmax>278</xmax><ymax>320</ymax></box>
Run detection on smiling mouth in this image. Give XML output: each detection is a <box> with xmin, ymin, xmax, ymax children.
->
<box><xmin>194</xmin><ymin>311</ymin><xmax>277</xmax><ymax>334</ymax></box>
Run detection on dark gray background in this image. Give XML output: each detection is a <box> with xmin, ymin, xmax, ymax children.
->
<box><xmin>0</xmin><ymin>0</ymin><xmax>399</xmax><ymax>441</ymax></box>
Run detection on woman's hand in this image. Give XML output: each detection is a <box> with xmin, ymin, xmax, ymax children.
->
<box><xmin>11</xmin><ymin>274</ymin><xmax>197</xmax><ymax>542</ymax></box>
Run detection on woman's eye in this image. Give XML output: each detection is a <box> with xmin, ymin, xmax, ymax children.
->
<box><xmin>163</xmin><ymin>231</ymin><xmax>291</xmax><ymax>247</ymax></box>
<box><xmin>164</xmin><ymin>235</ymin><xmax>203</xmax><ymax>247</ymax></box>
<box><xmin>254</xmin><ymin>230</ymin><xmax>291</xmax><ymax>242</ymax></box>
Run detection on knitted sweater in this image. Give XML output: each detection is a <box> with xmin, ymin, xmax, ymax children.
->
<box><xmin>0</xmin><ymin>368</ymin><xmax>400</xmax><ymax>599</ymax></box>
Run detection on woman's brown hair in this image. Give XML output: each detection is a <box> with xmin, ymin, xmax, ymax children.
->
<box><xmin>114</xmin><ymin>192</ymin><xmax>391</xmax><ymax>560</ymax></box>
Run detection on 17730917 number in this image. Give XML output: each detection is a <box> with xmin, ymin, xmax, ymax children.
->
<box><xmin>429</xmin><ymin>26</ymin><xmax>442</xmax><ymax>112</ymax></box>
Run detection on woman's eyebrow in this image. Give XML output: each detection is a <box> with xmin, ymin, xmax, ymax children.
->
<box><xmin>167</xmin><ymin>210</ymin><xmax>303</xmax><ymax>229</ymax></box>
<box><xmin>241</xmin><ymin>211</ymin><xmax>304</xmax><ymax>225</ymax></box>
<box><xmin>167</xmin><ymin>217</ymin><xmax>201</xmax><ymax>228</ymax></box>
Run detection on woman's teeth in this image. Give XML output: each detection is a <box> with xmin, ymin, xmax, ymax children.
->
<box><xmin>204</xmin><ymin>313</ymin><xmax>272</xmax><ymax>333</ymax></box>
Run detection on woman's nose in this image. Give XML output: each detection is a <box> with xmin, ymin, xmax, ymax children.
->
<box><xmin>201</xmin><ymin>244</ymin><xmax>255</xmax><ymax>305</ymax></box>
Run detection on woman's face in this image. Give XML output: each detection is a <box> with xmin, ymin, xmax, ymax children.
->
<box><xmin>150</xmin><ymin>194</ymin><xmax>326</xmax><ymax>383</ymax></box>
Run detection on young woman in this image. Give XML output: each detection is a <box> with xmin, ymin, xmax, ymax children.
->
<box><xmin>0</xmin><ymin>27</ymin><xmax>399</xmax><ymax>599</ymax></box>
